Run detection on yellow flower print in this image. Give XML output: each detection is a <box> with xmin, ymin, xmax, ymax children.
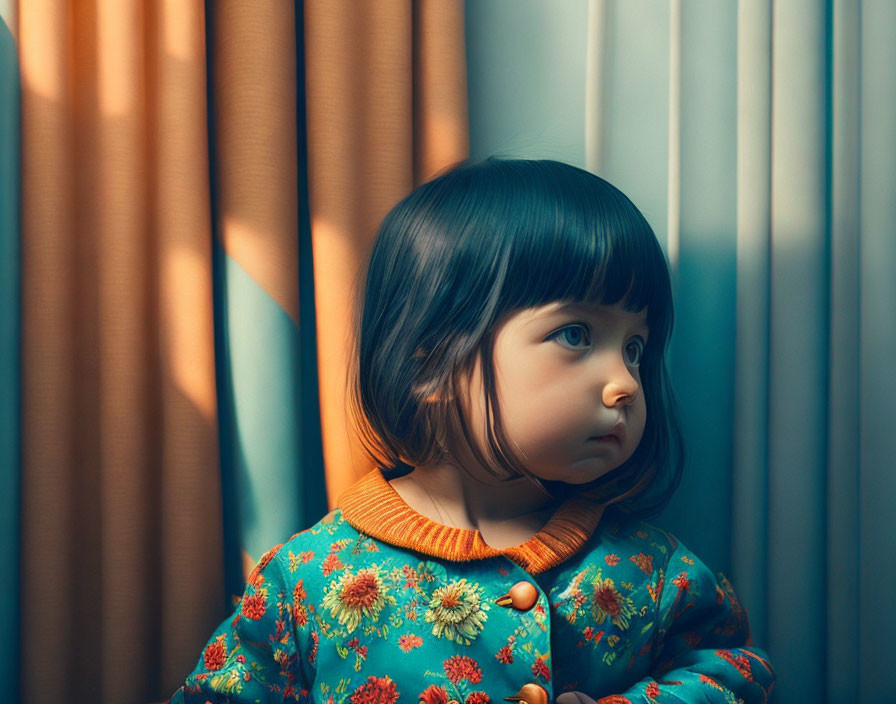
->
<box><xmin>424</xmin><ymin>579</ymin><xmax>490</xmax><ymax>645</ymax></box>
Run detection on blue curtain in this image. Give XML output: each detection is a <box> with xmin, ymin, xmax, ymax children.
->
<box><xmin>0</xmin><ymin>4</ymin><xmax>20</xmax><ymax>703</ymax></box>
<box><xmin>465</xmin><ymin>1</ymin><xmax>896</xmax><ymax>701</ymax></box>
<box><xmin>205</xmin><ymin>1</ymin><xmax>328</xmax><ymax>606</ymax></box>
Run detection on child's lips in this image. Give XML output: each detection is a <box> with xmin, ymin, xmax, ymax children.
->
<box><xmin>589</xmin><ymin>422</ymin><xmax>625</xmax><ymax>443</ymax></box>
<box><xmin>588</xmin><ymin>434</ymin><xmax>620</xmax><ymax>444</ymax></box>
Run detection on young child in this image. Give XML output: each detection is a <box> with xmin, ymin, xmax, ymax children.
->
<box><xmin>170</xmin><ymin>159</ymin><xmax>775</xmax><ymax>704</ymax></box>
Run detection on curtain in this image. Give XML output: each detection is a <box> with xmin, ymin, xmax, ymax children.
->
<box><xmin>0</xmin><ymin>2</ymin><xmax>21</xmax><ymax>703</ymax></box>
<box><xmin>465</xmin><ymin>1</ymin><xmax>895</xmax><ymax>703</ymax></box>
<box><xmin>6</xmin><ymin>1</ymin><xmax>468</xmax><ymax>702</ymax></box>
<box><xmin>304</xmin><ymin>0</ymin><xmax>469</xmax><ymax>510</ymax></box>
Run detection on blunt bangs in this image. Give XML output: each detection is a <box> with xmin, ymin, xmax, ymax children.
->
<box><xmin>480</xmin><ymin>160</ymin><xmax>673</xmax><ymax>346</ymax></box>
<box><xmin>352</xmin><ymin>157</ymin><xmax>683</xmax><ymax>520</ymax></box>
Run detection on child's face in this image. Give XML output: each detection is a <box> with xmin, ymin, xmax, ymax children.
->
<box><xmin>458</xmin><ymin>301</ymin><xmax>648</xmax><ymax>486</ymax></box>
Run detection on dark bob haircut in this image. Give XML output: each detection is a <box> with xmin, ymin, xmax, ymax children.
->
<box><xmin>350</xmin><ymin>158</ymin><xmax>683</xmax><ymax>520</ymax></box>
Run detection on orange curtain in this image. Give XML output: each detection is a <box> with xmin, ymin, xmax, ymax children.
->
<box><xmin>18</xmin><ymin>2</ymin><xmax>224</xmax><ymax>703</ymax></box>
<box><xmin>16</xmin><ymin>0</ymin><xmax>467</xmax><ymax>702</ymax></box>
<box><xmin>305</xmin><ymin>0</ymin><xmax>468</xmax><ymax>506</ymax></box>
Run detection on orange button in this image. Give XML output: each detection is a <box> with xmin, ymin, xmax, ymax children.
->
<box><xmin>496</xmin><ymin>580</ymin><xmax>539</xmax><ymax>611</ymax></box>
<box><xmin>504</xmin><ymin>683</ymin><xmax>549</xmax><ymax>704</ymax></box>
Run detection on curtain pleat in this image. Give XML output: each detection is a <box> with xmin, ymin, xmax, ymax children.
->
<box><xmin>304</xmin><ymin>0</ymin><xmax>468</xmax><ymax>507</ymax></box>
<box><xmin>858</xmin><ymin>2</ymin><xmax>896</xmax><ymax>700</ymax></box>
<box><xmin>733</xmin><ymin>0</ymin><xmax>772</xmax><ymax>653</ymax></box>
<box><xmin>149</xmin><ymin>2</ymin><xmax>224</xmax><ymax>693</ymax></box>
<box><xmin>15</xmin><ymin>1</ymin><xmax>468</xmax><ymax>700</ymax></box>
<box><xmin>767</xmin><ymin>2</ymin><xmax>829</xmax><ymax>700</ymax></box>
<box><xmin>466</xmin><ymin>1</ymin><xmax>896</xmax><ymax>702</ymax></box>
<box><xmin>18</xmin><ymin>2</ymin><xmax>224</xmax><ymax>702</ymax></box>
<box><xmin>206</xmin><ymin>1</ymin><xmax>324</xmax><ymax>596</ymax></box>
<box><xmin>0</xmin><ymin>5</ymin><xmax>20</xmax><ymax>703</ymax></box>
<box><xmin>664</xmin><ymin>0</ymin><xmax>739</xmax><ymax>577</ymax></box>
<box><xmin>828</xmin><ymin>0</ymin><xmax>860</xmax><ymax>698</ymax></box>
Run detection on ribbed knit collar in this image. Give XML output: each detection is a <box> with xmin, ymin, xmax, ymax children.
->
<box><xmin>337</xmin><ymin>468</ymin><xmax>609</xmax><ymax>574</ymax></box>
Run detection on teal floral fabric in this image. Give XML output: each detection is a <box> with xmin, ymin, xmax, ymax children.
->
<box><xmin>170</xmin><ymin>509</ymin><xmax>774</xmax><ymax>703</ymax></box>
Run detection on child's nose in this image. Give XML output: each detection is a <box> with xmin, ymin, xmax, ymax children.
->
<box><xmin>601</xmin><ymin>360</ymin><xmax>640</xmax><ymax>408</ymax></box>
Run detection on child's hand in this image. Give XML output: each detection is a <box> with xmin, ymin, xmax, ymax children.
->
<box><xmin>555</xmin><ymin>692</ymin><xmax>597</xmax><ymax>704</ymax></box>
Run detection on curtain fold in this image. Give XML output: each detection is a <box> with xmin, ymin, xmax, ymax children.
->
<box><xmin>766</xmin><ymin>3</ymin><xmax>829</xmax><ymax>700</ymax></box>
<box><xmin>465</xmin><ymin>1</ymin><xmax>896</xmax><ymax>702</ymax></box>
<box><xmin>206</xmin><ymin>0</ymin><xmax>319</xmax><ymax>599</ymax></box>
<box><xmin>733</xmin><ymin>0</ymin><xmax>771</xmax><ymax>656</ymax></box>
<box><xmin>857</xmin><ymin>1</ymin><xmax>896</xmax><ymax>697</ymax></box>
<box><xmin>304</xmin><ymin>0</ymin><xmax>468</xmax><ymax>507</ymax></box>
<box><xmin>0</xmin><ymin>4</ymin><xmax>20</xmax><ymax>703</ymax></box>
<box><xmin>18</xmin><ymin>2</ymin><xmax>223</xmax><ymax>701</ymax></box>
<box><xmin>12</xmin><ymin>1</ymin><xmax>468</xmax><ymax>701</ymax></box>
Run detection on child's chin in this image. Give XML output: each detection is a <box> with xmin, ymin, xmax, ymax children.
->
<box><xmin>541</xmin><ymin>467</ymin><xmax>616</xmax><ymax>488</ymax></box>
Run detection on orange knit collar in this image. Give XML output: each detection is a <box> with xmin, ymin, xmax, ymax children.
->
<box><xmin>337</xmin><ymin>469</ymin><xmax>609</xmax><ymax>574</ymax></box>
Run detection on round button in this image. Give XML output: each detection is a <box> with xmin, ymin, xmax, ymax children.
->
<box><xmin>504</xmin><ymin>683</ymin><xmax>549</xmax><ymax>704</ymax></box>
<box><xmin>496</xmin><ymin>580</ymin><xmax>539</xmax><ymax>611</ymax></box>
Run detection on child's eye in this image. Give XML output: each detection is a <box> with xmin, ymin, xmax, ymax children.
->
<box><xmin>623</xmin><ymin>336</ymin><xmax>645</xmax><ymax>367</ymax></box>
<box><xmin>550</xmin><ymin>324</ymin><xmax>591</xmax><ymax>350</ymax></box>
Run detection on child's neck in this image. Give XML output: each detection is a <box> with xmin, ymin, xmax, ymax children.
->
<box><xmin>388</xmin><ymin>462</ymin><xmax>560</xmax><ymax>550</ymax></box>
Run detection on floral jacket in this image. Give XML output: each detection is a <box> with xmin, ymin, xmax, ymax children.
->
<box><xmin>170</xmin><ymin>469</ymin><xmax>775</xmax><ymax>704</ymax></box>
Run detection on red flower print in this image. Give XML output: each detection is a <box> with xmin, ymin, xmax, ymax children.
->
<box><xmin>629</xmin><ymin>553</ymin><xmax>654</xmax><ymax>575</ymax></box>
<box><xmin>531</xmin><ymin>656</ymin><xmax>550</xmax><ymax>681</ymax></box>
<box><xmin>293</xmin><ymin>579</ymin><xmax>309</xmax><ymax>625</ymax></box>
<box><xmin>465</xmin><ymin>693</ymin><xmax>491</xmax><ymax>704</ymax></box>
<box><xmin>202</xmin><ymin>636</ymin><xmax>227</xmax><ymax>670</ymax></box>
<box><xmin>715</xmin><ymin>649</ymin><xmax>753</xmax><ymax>680</ymax></box>
<box><xmin>443</xmin><ymin>655</ymin><xmax>483</xmax><ymax>684</ymax></box>
<box><xmin>495</xmin><ymin>645</ymin><xmax>514</xmax><ymax>664</ymax></box>
<box><xmin>419</xmin><ymin>685</ymin><xmax>449</xmax><ymax>704</ymax></box>
<box><xmin>645</xmin><ymin>681</ymin><xmax>660</xmax><ymax>698</ymax></box>
<box><xmin>699</xmin><ymin>674</ymin><xmax>725</xmax><ymax>691</ymax></box>
<box><xmin>636</xmin><ymin>529</ymin><xmax>649</xmax><ymax>539</ymax></box>
<box><xmin>402</xmin><ymin>566</ymin><xmax>420</xmax><ymax>589</ymax></box>
<box><xmin>309</xmin><ymin>631</ymin><xmax>319</xmax><ymax>665</ymax></box>
<box><xmin>349</xmin><ymin>675</ymin><xmax>399</xmax><ymax>704</ymax></box>
<box><xmin>236</xmin><ymin>654</ymin><xmax>246</xmax><ymax>663</ymax></box>
<box><xmin>398</xmin><ymin>634</ymin><xmax>423</xmax><ymax>652</ymax></box>
<box><xmin>340</xmin><ymin>572</ymin><xmax>381</xmax><ymax>609</ymax></box>
<box><xmin>300</xmin><ymin>550</ymin><xmax>315</xmax><ymax>563</ymax></box>
<box><xmin>672</xmin><ymin>573</ymin><xmax>691</xmax><ymax>592</ymax></box>
<box><xmin>293</xmin><ymin>579</ymin><xmax>307</xmax><ymax>602</ymax></box>
<box><xmin>594</xmin><ymin>583</ymin><xmax>621</xmax><ymax>617</ymax></box>
<box><xmin>322</xmin><ymin>552</ymin><xmax>345</xmax><ymax>576</ymax></box>
<box><xmin>596</xmin><ymin>697</ymin><xmax>632</xmax><ymax>704</ymax></box>
<box><xmin>241</xmin><ymin>592</ymin><xmax>267</xmax><ymax>620</ymax></box>
<box><xmin>366</xmin><ymin>542</ymin><xmax>380</xmax><ymax>551</ymax></box>
<box><xmin>605</xmin><ymin>554</ymin><xmax>621</xmax><ymax>566</ymax></box>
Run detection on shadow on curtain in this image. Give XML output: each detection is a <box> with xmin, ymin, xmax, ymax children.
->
<box><xmin>465</xmin><ymin>1</ymin><xmax>895</xmax><ymax>703</ymax></box>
